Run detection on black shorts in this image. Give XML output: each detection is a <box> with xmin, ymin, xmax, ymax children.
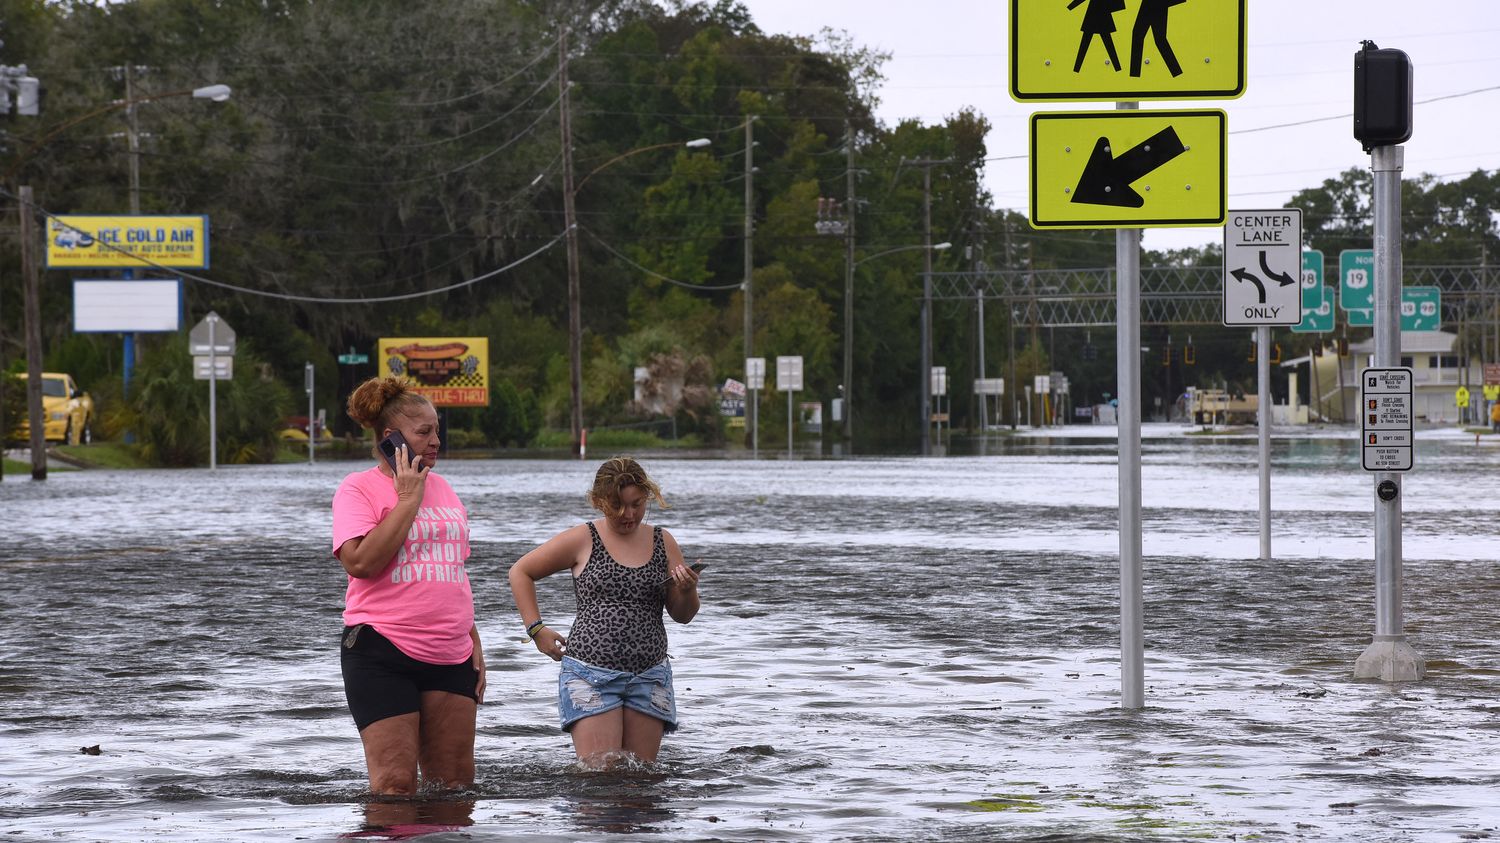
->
<box><xmin>339</xmin><ymin>624</ymin><xmax>478</xmax><ymax>731</ymax></box>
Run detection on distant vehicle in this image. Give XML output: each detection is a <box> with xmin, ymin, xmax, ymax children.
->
<box><xmin>279</xmin><ymin>416</ymin><xmax>333</xmax><ymax>443</ymax></box>
<box><xmin>9</xmin><ymin>372</ymin><xmax>94</xmax><ymax>445</ymax></box>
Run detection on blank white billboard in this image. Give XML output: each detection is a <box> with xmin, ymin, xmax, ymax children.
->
<box><xmin>73</xmin><ymin>279</ymin><xmax>182</xmax><ymax>332</ymax></box>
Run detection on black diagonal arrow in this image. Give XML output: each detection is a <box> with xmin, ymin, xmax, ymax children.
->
<box><xmin>1070</xmin><ymin>126</ymin><xmax>1188</xmax><ymax>208</ymax></box>
<box><xmin>1232</xmin><ymin>267</ymin><xmax>1267</xmax><ymax>304</ymax></box>
<box><xmin>1259</xmin><ymin>251</ymin><xmax>1296</xmax><ymax>287</ymax></box>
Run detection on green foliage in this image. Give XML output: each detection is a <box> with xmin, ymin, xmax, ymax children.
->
<box><xmin>111</xmin><ymin>336</ymin><xmax>292</xmax><ymax>466</ymax></box>
<box><xmin>477</xmin><ymin>378</ymin><xmax>542</xmax><ymax>447</ymax></box>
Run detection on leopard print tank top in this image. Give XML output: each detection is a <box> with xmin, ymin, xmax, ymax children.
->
<box><xmin>566</xmin><ymin>522</ymin><xmax>669</xmax><ymax>673</ymax></box>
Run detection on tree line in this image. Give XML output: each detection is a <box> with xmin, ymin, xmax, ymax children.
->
<box><xmin>1</xmin><ymin>0</ymin><xmax>1496</xmax><ymax>463</ymax></box>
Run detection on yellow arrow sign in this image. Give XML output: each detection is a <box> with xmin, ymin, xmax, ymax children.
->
<box><xmin>1029</xmin><ymin>109</ymin><xmax>1226</xmax><ymax>229</ymax></box>
<box><xmin>1010</xmin><ymin>0</ymin><xmax>1246</xmax><ymax>101</ymax></box>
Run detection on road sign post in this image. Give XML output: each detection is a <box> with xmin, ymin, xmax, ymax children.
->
<box><xmin>1225</xmin><ymin>209</ymin><xmax>1303</xmax><ymax>563</ymax></box>
<box><xmin>1013</xmin><ymin>0</ymin><xmax>1247</xmax><ymax>710</ymax></box>
<box><xmin>745</xmin><ymin>357</ymin><xmax>765</xmax><ymax>460</ymax></box>
<box><xmin>775</xmin><ymin>356</ymin><xmax>803</xmax><ymax>459</ymax></box>
<box><xmin>189</xmin><ymin>311</ymin><xmax>235</xmax><ymax>470</ymax></box>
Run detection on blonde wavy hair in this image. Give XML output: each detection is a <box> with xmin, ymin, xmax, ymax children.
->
<box><xmin>587</xmin><ymin>456</ymin><xmax>668</xmax><ymax>517</ymax></box>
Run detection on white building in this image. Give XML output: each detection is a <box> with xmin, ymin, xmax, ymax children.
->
<box><xmin>1301</xmin><ymin>331</ymin><xmax>1482</xmax><ymax>424</ymax></box>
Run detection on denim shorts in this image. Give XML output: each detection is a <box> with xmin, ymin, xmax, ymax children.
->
<box><xmin>557</xmin><ymin>656</ymin><xmax>678</xmax><ymax>733</ymax></box>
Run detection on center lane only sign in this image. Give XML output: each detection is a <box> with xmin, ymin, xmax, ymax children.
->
<box><xmin>1029</xmin><ymin>109</ymin><xmax>1226</xmax><ymax>229</ymax></box>
<box><xmin>1223</xmin><ymin>209</ymin><xmax>1303</xmax><ymax>326</ymax></box>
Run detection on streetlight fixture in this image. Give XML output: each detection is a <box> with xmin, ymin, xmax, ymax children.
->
<box><xmin>560</xmin><ymin>136</ymin><xmax>712</xmax><ymax>458</ymax></box>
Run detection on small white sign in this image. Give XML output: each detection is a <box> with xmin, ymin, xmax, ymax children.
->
<box><xmin>744</xmin><ymin>357</ymin><xmax>766</xmax><ymax>390</ymax></box>
<box><xmin>1033</xmin><ymin>374</ymin><xmax>1050</xmax><ymax>394</ymax></box>
<box><xmin>74</xmin><ymin>279</ymin><xmax>182</xmax><ymax>333</ymax></box>
<box><xmin>930</xmin><ymin>366</ymin><xmax>948</xmax><ymax>397</ymax></box>
<box><xmin>1223</xmin><ymin>209</ymin><xmax>1303</xmax><ymax>326</ymax></box>
<box><xmin>1361</xmin><ymin>367</ymin><xmax>1413</xmax><ymax>472</ymax></box>
<box><xmin>775</xmin><ymin>356</ymin><xmax>803</xmax><ymax>392</ymax></box>
<box><xmin>973</xmin><ymin>378</ymin><xmax>1005</xmax><ymax>396</ymax></box>
<box><xmin>193</xmin><ymin>355</ymin><xmax>233</xmax><ymax>381</ymax></box>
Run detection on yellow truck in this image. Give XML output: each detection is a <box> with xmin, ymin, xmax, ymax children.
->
<box><xmin>9</xmin><ymin>372</ymin><xmax>94</xmax><ymax>445</ymax></box>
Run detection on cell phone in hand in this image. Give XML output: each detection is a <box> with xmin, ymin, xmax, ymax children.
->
<box><xmin>377</xmin><ymin>431</ymin><xmax>416</xmax><ymax>472</ymax></box>
<box><xmin>660</xmin><ymin>562</ymin><xmax>707</xmax><ymax>585</ymax></box>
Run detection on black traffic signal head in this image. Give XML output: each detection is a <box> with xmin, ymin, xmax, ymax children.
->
<box><xmin>1354</xmin><ymin>40</ymin><xmax>1412</xmax><ymax>152</ymax></box>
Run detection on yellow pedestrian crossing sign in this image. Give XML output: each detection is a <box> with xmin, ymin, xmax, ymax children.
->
<box><xmin>1456</xmin><ymin>387</ymin><xmax>1470</xmax><ymax>408</ymax></box>
<box><xmin>1029</xmin><ymin>109</ymin><xmax>1226</xmax><ymax>229</ymax></box>
<box><xmin>1010</xmin><ymin>0</ymin><xmax>1246</xmax><ymax>101</ymax></box>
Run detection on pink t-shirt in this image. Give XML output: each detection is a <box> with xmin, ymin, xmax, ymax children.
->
<box><xmin>331</xmin><ymin>466</ymin><xmax>474</xmax><ymax>665</ymax></box>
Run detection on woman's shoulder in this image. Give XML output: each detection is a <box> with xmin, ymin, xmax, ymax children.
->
<box><xmin>335</xmin><ymin>465</ymin><xmax>385</xmax><ymax>493</ymax></box>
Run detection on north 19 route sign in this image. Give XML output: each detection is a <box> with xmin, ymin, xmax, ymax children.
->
<box><xmin>1029</xmin><ymin>109</ymin><xmax>1226</xmax><ymax>229</ymax></box>
<box><xmin>1361</xmin><ymin>367</ymin><xmax>1414</xmax><ymax>472</ymax></box>
<box><xmin>1009</xmin><ymin>0</ymin><xmax>1246</xmax><ymax>101</ymax></box>
<box><xmin>1223</xmin><ymin>209</ymin><xmax>1302</xmax><ymax>326</ymax></box>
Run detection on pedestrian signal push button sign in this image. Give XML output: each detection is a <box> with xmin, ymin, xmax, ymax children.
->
<box><xmin>1361</xmin><ymin>368</ymin><xmax>1413</xmax><ymax>472</ymax></box>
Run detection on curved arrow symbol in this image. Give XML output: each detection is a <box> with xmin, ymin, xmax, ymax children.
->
<box><xmin>1232</xmin><ymin>267</ymin><xmax>1266</xmax><ymax>303</ymax></box>
<box><xmin>1260</xmin><ymin>251</ymin><xmax>1295</xmax><ymax>287</ymax></box>
<box><xmin>1071</xmin><ymin>126</ymin><xmax>1187</xmax><ymax>208</ymax></box>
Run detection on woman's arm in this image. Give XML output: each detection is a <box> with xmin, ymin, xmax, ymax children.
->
<box><xmin>661</xmin><ymin>530</ymin><xmax>700</xmax><ymax>624</ymax></box>
<box><xmin>335</xmin><ymin>451</ymin><xmax>430</xmax><ymax>578</ymax></box>
<box><xmin>508</xmin><ymin>525</ymin><xmax>589</xmax><ymax>661</ymax></box>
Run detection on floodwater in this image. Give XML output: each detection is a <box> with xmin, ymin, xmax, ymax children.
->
<box><xmin>3</xmin><ymin>425</ymin><xmax>1500</xmax><ymax>841</ymax></box>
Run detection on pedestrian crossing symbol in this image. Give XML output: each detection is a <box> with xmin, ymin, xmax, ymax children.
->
<box><xmin>1010</xmin><ymin>0</ymin><xmax>1246</xmax><ymax>101</ymax></box>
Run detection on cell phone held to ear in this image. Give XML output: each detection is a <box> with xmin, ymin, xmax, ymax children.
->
<box><xmin>377</xmin><ymin>431</ymin><xmax>417</xmax><ymax>473</ymax></box>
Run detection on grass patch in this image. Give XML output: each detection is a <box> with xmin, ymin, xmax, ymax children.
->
<box><xmin>966</xmin><ymin>794</ymin><xmax>1046</xmax><ymax>813</ymax></box>
<box><xmin>3</xmin><ymin>456</ymin><xmax>39</xmax><ymax>475</ymax></box>
<box><xmin>534</xmin><ymin>428</ymin><xmax>702</xmax><ymax>451</ymax></box>
<box><xmin>53</xmin><ymin>442</ymin><xmax>148</xmax><ymax>469</ymax></box>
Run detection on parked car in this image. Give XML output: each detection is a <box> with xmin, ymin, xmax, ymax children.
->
<box><xmin>278</xmin><ymin>415</ymin><xmax>333</xmax><ymax>443</ymax></box>
<box><xmin>10</xmin><ymin>372</ymin><xmax>94</xmax><ymax>445</ymax></box>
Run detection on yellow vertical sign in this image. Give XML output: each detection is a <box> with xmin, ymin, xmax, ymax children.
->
<box><xmin>1029</xmin><ymin>109</ymin><xmax>1226</xmax><ymax>229</ymax></box>
<box><xmin>1010</xmin><ymin>0</ymin><xmax>1246</xmax><ymax>101</ymax></box>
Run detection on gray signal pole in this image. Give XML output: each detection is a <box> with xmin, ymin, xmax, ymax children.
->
<box><xmin>1354</xmin><ymin>143</ymin><xmax>1425</xmax><ymax>682</ymax></box>
<box><xmin>905</xmin><ymin>157</ymin><xmax>951</xmax><ymax>455</ymax></box>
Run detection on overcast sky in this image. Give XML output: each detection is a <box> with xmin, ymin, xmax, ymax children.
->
<box><xmin>732</xmin><ymin>0</ymin><xmax>1500</xmax><ymax>252</ymax></box>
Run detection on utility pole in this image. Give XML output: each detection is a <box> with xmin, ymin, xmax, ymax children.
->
<box><xmin>843</xmin><ymin>122</ymin><xmax>856</xmax><ymax>444</ymax></box>
<box><xmin>20</xmin><ymin>185</ymin><xmax>45</xmax><ymax>480</ymax></box>
<box><xmin>742</xmin><ymin>115</ymin><xmax>756</xmax><ymax>451</ymax></box>
<box><xmin>743</xmin><ymin>115</ymin><xmax>756</xmax><ymax>361</ymax></box>
<box><xmin>122</xmin><ymin>63</ymin><xmax>145</xmax><ymax>395</ymax></box>
<box><xmin>905</xmin><ymin>157</ymin><xmax>951</xmax><ymax>455</ymax></box>
<box><xmin>559</xmin><ymin>29</ymin><xmax>583</xmax><ymax>458</ymax></box>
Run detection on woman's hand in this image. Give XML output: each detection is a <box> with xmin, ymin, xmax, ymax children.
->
<box><xmin>392</xmin><ymin>444</ymin><xmax>430</xmax><ymax>504</ymax></box>
<box><xmin>533</xmin><ymin>626</ymin><xmax>567</xmax><ymax>662</ymax></box>
<box><xmin>472</xmin><ymin>650</ymin><xmax>487</xmax><ymax>703</ymax></box>
<box><xmin>664</xmin><ymin>560</ymin><xmax>701</xmax><ymax>592</ymax></box>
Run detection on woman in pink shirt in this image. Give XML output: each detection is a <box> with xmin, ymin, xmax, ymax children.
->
<box><xmin>332</xmin><ymin>377</ymin><xmax>485</xmax><ymax>795</ymax></box>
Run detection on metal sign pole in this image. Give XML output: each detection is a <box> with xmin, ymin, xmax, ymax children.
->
<box><xmin>752</xmin><ymin>387</ymin><xmax>758</xmax><ymax>460</ymax></box>
<box><xmin>786</xmin><ymin>388</ymin><xmax>793</xmax><ymax>459</ymax></box>
<box><xmin>1115</xmin><ymin>98</ymin><xmax>1144</xmax><ymax>708</ymax></box>
<box><xmin>208</xmin><ymin>316</ymin><xmax>218</xmax><ymax>471</ymax></box>
<box><xmin>305</xmin><ymin>362</ymin><xmax>315</xmax><ymax>465</ymax></box>
<box><xmin>1355</xmin><ymin>144</ymin><xmax>1424</xmax><ymax>681</ymax></box>
<box><xmin>1258</xmin><ymin>325</ymin><xmax>1271</xmax><ymax>561</ymax></box>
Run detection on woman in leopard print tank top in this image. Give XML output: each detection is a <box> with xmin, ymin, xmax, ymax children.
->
<box><xmin>508</xmin><ymin>458</ymin><xmax>701</xmax><ymax>768</ymax></box>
